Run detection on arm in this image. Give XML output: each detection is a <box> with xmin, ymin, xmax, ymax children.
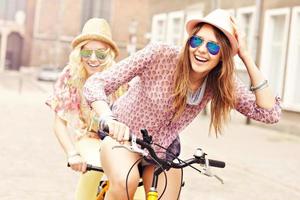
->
<box><xmin>83</xmin><ymin>43</ymin><xmax>159</xmax><ymax>104</ymax></box>
<box><xmin>234</xmin><ymin>77</ymin><xmax>281</xmax><ymax>123</ymax></box>
<box><xmin>83</xmin><ymin>43</ymin><xmax>163</xmax><ymax>141</ymax></box>
<box><xmin>53</xmin><ymin>114</ymin><xmax>87</xmax><ymax>172</ymax></box>
<box><xmin>232</xmin><ymin>18</ymin><xmax>275</xmax><ymax>109</ymax></box>
<box><xmin>46</xmin><ymin>66</ymin><xmax>87</xmax><ymax>172</ymax></box>
<box><xmin>240</xmin><ymin>53</ymin><xmax>275</xmax><ymax>109</ymax></box>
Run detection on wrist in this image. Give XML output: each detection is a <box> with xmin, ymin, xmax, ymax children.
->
<box><xmin>98</xmin><ymin>112</ymin><xmax>117</xmax><ymax>130</ymax></box>
<box><xmin>239</xmin><ymin>50</ymin><xmax>251</xmax><ymax>60</ymax></box>
<box><xmin>67</xmin><ymin>150</ymin><xmax>80</xmax><ymax>159</ymax></box>
<box><xmin>250</xmin><ymin>79</ymin><xmax>269</xmax><ymax>92</ymax></box>
<box><xmin>67</xmin><ymin>150</ymin><xmax>81</xmax><ymax>164</ymax></box>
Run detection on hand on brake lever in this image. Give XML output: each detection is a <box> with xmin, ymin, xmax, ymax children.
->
<box><xmin>112</xmin><ymin>135</ymin><xmax>149</xmax><ymax>156</ymax></box>
<box><xmin>100</xmin><ymin>116</ymin><xmax>130</xmax><ymax>143</ymax></box>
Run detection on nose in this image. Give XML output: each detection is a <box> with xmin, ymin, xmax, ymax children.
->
<box><xmin>196</xmin><ymin>42</ymin><xmax>208</xmax><ymax>54</ymax></box>
<box><xmin>90</xmin><ymin>51</ymin><xmax>98</xmax><ymax>61</ymax></box>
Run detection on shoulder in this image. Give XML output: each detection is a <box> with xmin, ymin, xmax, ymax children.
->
<box><xmin>145</xmin><ymin>42</ymin><xmax>180</xmax><ymax>59</ymax></box>
<box><xmin>54</xmin><ymin>64</ymin><xmax>73</xmax><ymax>89</ymax></box>
<box><xmin>147</xmin><ymin>42</ymin><xmax>180</xmax><ymax>53</ymax></box>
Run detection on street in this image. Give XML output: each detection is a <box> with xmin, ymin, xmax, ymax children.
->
<box><xmin>0</xmin><ymin>70</ymin><xmax>300</xmax><ymax>200</ymax></box>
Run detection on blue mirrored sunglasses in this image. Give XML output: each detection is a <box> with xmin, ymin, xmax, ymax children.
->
<box><xmin>189</xmin><ymin>35</ymin><xmax>220</xmax><ymax>55</ymax></box>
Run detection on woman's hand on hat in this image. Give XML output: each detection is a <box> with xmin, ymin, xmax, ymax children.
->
<box><xmin>230</xmin><ymin>16</ymin><xmax>249</xmax><ymax>59</ymax></box>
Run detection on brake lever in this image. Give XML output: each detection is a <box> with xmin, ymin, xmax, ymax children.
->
<box><xmin>112</xmin><ymin>135</ymin><xmax>148</xmax><ymax>156</ymax></box>
<box><xmin>202</xmin><ymin>157</ymin><xmax>224</xmax><ymax>184</ymax></box>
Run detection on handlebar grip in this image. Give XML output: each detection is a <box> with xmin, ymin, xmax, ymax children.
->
<box><xmin>208</xmin><ymin>159</ymin><xmax>225</xmax><ymax>168</ymax></box>
<box><xmin>98</xmin><ymin>129</ymin><xmax>133</xmax><ymax>141</ymax></box>
<box><xmin>68</xmin><ymin>163</ymin><xmax>104</xmax><ymax>172</ymax></box>
<box><xmin>86</xmin><ymin>164</ymin><xmax>104</xmax><ymax>172</ymax></box>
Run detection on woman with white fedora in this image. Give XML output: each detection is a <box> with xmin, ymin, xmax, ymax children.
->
<box><xmin>46</xmin><ymin>18</ymin><xmax>127</xmax><ymax>199</ymax></box>
<box><xmin>83</xmin><ymin>9</ymin><xmax>281</xmax><ymax>199</ymax></box>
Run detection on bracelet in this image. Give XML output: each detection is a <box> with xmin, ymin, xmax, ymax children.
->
<box><xmin>67</xmin><ymin>154</ymin><xmax>82</xmax><ymax>165</ymax></box>
<box><xmin>67</xmin><ymin>150</ymin><xmax>80</xmax><ymax>159</ymax></box>
<box><xmin>250</xmin><ymin>80</ymin><xmax>268</xmax><ymax>92</ymax></box>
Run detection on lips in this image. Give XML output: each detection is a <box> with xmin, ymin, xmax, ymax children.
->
<box><xmin>194</xmin><ymin>55</ymin><xmax>208</xmax><ymax>63</ymax></box>
<box><xmin>87</xmin><ymin>63</ymin><xmax>100</xmax><ymax>68</ymax></box>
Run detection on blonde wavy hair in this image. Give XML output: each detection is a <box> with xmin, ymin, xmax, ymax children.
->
<box><xmin>173</xmin><ymin>23</ymin><xmax>236</xmax><ymax>135</ymax></box>
<box><xmin>66</xmin><ymin>40</ymin><xmax>119</xmax><ymax>131</ymax></box>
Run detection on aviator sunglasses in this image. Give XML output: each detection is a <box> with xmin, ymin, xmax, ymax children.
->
<box><xmin>80</xmin><ymin>49</ymin><xmax>109</xmax><ymax>60</ymax></box>
<box><xmin>189</xmin><ymin>35</ymin><xmax>220</xmax><ymax>55</ymax></box>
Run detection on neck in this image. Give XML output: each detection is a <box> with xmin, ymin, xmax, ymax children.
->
<box><xmin>189</xmin><ymin>72</ymin><xmax>208</xmax><ymax>92</ymax></box>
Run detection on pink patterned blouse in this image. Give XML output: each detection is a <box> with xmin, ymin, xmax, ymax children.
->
<box><xmin>83</xmin><ymin>43</ymin><xmax>281</xmax><ymax>155</ymax></box>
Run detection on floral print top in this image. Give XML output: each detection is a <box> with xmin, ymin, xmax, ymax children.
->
<box><xmin>46</xmin><ymin>65</ymin><xmax>103</xmax><ymax>140</ymax></box>
<box><xmin>83</xmin><ymin>42</ymin><xmax>281</xmax><ymax>155</ymax></box>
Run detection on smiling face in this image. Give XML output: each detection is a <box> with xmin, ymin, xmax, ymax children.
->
<box><xmin>189</xmin><ymin>24</ymin><xmax>221</xmax><ymax>80</ymax></box>
<box><xmin>81</xmin><ymin>40</ymin><xmax>110</xmax><ymax>76</ymax></box>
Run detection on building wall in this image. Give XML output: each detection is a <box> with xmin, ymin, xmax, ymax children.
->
<box><xmin>110</xmin><ymin>0</ymin><xmax>151</xmax><ymax>59</ymax></box>
<box><xmin>219</xmin><ymin>0</ymin><xmax>256</xmax><ymax>9</ymax></box>
<box><xmin>145</xmin><ymin>0</ymin><xmax>300</xmax><ymax>131</ymax></box>
<box><xmin>148</xmin><ymin>0</ymin><xmax>212</xmax><ymax>14</ymax></box>
<box><xmin>30</xmin><ymin>0</ymin><xmax>82</xmax><ymax>67</ymax></box>
<box><xmin>264</xmin><ymin>0</ymin><xmax>300</xmax><ymax>8</ymax></box>
<box><xmin>1</xmin><ymin>0</ymin><xmax>300</xmax><ymax>131</ymax></box>
<box><xmin>21</xmin><ymin>0</ymin><xmax>36</xmax><ymax>67</ymax></box>
<box><xmin>0</xmin><ymin>0</ymin><xmax>27</xmax><ymax>71</ymax></box>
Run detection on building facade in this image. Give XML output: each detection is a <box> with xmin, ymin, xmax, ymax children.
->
<box><xmin>147</xmin><ymin>0</ymin><xmax>300</xmax><ymax>130</ymax></box>
<box><xmin>0</xmin><ymin>0</ymin><xmax>299</xmax><ymax>130</ymax></box>
<box><xmin>0</xmin><ymin>0</ymin><xmax>28</xmax><ymax>71</ymax></box>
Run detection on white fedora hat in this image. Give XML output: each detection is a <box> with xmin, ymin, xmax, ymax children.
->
<box><xmin>186</xmin><ymin>9</ymin><xmax>238</xmax><ymax>56</ymax></box>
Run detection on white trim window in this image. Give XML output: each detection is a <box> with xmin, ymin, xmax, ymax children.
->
<box><xmin>225</xmin><ymin>9</ymin><xmax>235</xmax><ymax>18</ymax></box>
<box><xmin>151</xmin><ymin>13</ymin><xmax>167</xmax><ymax>43</ymax></box>
<box><xmin>260</xmin><ymin>8</ymin><xmax>290</xmax><ymax>97</ymax></box>
<box><xmin>235</xmin><ymin>7</ymin><xmax>256</xmax><ymax>70</ymax></box>
<box><xmin>184</xmin><ymin>5</ymin><xmax>204</xmax><ymax>40</ymax></box>
<box><xmin>284</xmin><ymin>6</ymin><xmax>300</xmax><ymax>111</ymax></box>
<box><xmin>166</xmin><ymin>11</ymin><xmax>184</xmax><ymax>45</ymax></box>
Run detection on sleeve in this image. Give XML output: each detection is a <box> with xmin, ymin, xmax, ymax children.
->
<box><xmin>45</xmin><ymin>65</ymin><xmax>81</xmax><ymax>120</ymax></box>
<box><xmin>83</xmin><ymin>42</ymin><xmax>162</xmax><ymax>105</ymax></box>
<box><xmin>234</xmin><ymin>77</ymin><xmax>281</xmax><ymax>124</ymax></box>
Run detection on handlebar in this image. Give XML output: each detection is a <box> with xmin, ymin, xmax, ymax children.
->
<box><xmin>67</xmin><ymin>163</ymin><xmax>104</xmax><ymax>172</ymax></box>
<box><xmin>98</xmin><ymin>129</ymin><xmax>225</xmax><ymax>169</ymax></box>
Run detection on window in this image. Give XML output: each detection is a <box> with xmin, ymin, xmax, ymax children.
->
<box><xmin>0</xmin><ymin>0</ymin><xmax>26</xmax><ymax>21</ymax></box>
<box><xmin>260</xmin><ymin>8</ymin><xmax>290</xmax><ymax>97</ymax></box>
<box><xmin>237</xmin><ymin>7</ymin><xmax>256</xmax><ymax>58</ymax></box>
<box><xmin>234</xmin><ymin>7</ymin><xmax>256</xmax><ymax>71</ymax></box>
<box><xmin>166</xmin><ymin>11</ymin><xmax>184</xmax><ymax>45</ymax></box>
<box><xmin>81</xmin><ymin>0</ymin><xmax>111</xmax><ymax>28</ymax></box>
<box><xmin>184</xmin><ymin>4</ymin><xmax>204</xmax><ymax>40</ymax></box>
<box><xmin>151</xmin><ymin>5</ymin><xmax>203</xmax><ymax>45</ymax></box>
<box><xmin>151</xmin><ymin>14</ymin><xmax>167</xmax><ymax>43</ymax></box>
<box><xmin>284</xmin><ymin>7</ymin><xmax>300</xmax><ymax>111</ymax></box>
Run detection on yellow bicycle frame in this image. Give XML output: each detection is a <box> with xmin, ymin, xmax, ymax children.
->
<box><xmin>147</xmin><ymin>191</ymin><xmax>158</xmax><ymax>200</ymax></box>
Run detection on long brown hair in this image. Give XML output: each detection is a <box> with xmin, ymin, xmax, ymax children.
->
<box><xmin>173</xmin><ymin>23</ymin><xmax>236</xmax><ymax>135</ymax></box>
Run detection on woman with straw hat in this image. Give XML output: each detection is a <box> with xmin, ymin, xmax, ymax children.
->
<box><xmin>83</xmin><ymin>9</ymin><xmax>281</xmax><ymax>199</ymax></box>
<box><xmin>46</xmin><ymin>18</ymin><xmax>125</xmax><ymax>199</ymax></box>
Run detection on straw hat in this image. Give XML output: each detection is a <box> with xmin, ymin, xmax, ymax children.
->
<box><xmin>71</xmin><ymin>18</ymin><xmax>119</xmax><ymax>57</ymax></box>
<box><xmin>186</xmin><ymin>9</ymin><xmax>238</xmax><ymax>56</ymax></box>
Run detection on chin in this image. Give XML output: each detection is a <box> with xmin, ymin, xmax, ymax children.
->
<box><xmin>191</xmin><ymin>64</ymin><xmax>209</xmax><ymax>74</ymax></box>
